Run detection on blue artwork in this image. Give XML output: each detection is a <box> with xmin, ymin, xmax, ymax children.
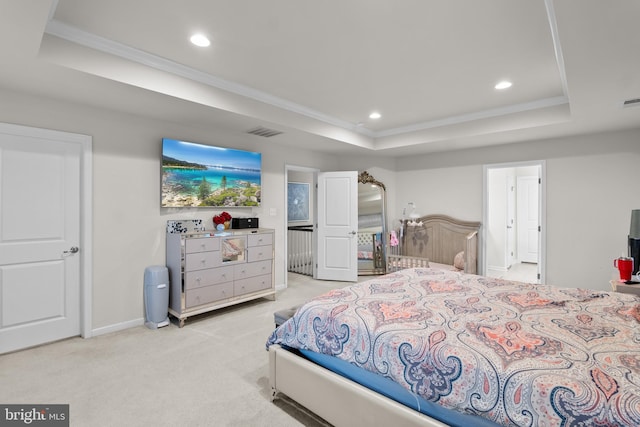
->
<box><xmin>162</xmin><ymin>138</ymin><xmax>261</xmax><ymax>207</ymax></box>
<box><xmin>288</xmin><ymin>182</ymin><xmax>309</xmax><ymax>222</ymax></box>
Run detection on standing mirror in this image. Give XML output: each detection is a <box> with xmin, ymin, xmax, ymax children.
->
<box><xmin>357</xmin><ymin>171</ymin><xmax>387</xmax><ymax>275</ymax></box>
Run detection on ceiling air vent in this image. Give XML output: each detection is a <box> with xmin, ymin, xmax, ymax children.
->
<box><xmin>246</xmin><ymin>127</ymin><xmax>283</xmax><ymax>138</ymax></box>
<box><xmin>622</xmin><ymin>98</ymin><xmax>640</xmax><ymax>108</ymax></box>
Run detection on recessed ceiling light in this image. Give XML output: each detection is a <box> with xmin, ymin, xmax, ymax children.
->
<box><xmin>495</xmin><ymin>81</ymin><xmax>512</xmax><ymax>90</ymax></box>
<box><xmin>190</xmin><ymin>34</ymin><xmax>210</xmax><ymax>47</ymax></box>
<box><xmin>369</xmin><ymin>112</ymin><xmax>381</xmax><ymax>119</ymax></box>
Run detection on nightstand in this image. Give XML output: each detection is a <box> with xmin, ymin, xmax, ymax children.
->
<box><xmin>610</xmin><ymin>280</ymin><xmax>640</xmax><ymax>296</ymax></box>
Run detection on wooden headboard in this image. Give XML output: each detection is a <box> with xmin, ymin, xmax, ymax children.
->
<box><xmin>402</xmin><ymin>214</ymin><xmax>481</xmax><ymax>274</ymax></box>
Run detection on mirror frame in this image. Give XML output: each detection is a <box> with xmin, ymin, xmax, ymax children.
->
<box><xmin>358</xmin><ymin>170</ymin><xmax>386</xmax><ymax>191</ymax></box>
<box><xmin>357</xmin><ymin>171</ymin><xmax>387</xmax><ymax>275</ymax></box>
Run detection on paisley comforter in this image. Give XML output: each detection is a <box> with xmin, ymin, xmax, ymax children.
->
<box><xmin>267</xmin><ymin>268</ymin><xmax>640</xmax><ymax>426</ymax></box>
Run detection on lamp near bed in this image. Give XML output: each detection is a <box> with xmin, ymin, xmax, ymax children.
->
<box><xmin>629</xmin><ymin>209</ymin><xmax>640</xmax><ymax>276</ymax></box>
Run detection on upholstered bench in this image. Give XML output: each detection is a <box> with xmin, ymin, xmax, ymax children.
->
<box><xmin>274</xmin><ymin>305</ymin><xmax>301</xmax><ymax>328</ymax></box>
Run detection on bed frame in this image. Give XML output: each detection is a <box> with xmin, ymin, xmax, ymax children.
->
<box><xmin>269</xmin><ymin>215</ymin><xmax>482</xmax><ymax>426</ymax></box>
<box><xmin>388</xmin><ymin>214</ymin><xmax>480</xmax><ymax>274</ymax></box>
<box><xmin>269</xmin><ymin>344</ymin><xmax>447</xmax><ymax>427</ymax></box>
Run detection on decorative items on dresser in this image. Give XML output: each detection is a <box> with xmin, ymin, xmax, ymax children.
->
<box><xmin>166</xmin><ymin>220</ymin><xmax>275</xmax><ymax>327</ymax></box>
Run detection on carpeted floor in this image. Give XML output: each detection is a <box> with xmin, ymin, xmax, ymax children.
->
<box><xmin>0</xmin><ymin>273</ymin><xmax>349</xmax><ymax>426</ymax></box>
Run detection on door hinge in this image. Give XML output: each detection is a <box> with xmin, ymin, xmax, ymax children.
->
<box><xmin>538</xmin><ymin>225</ymin><xmax>541</xmax><ymax>232</ymax></box>
<box><xmin>538</xmin><ymin>178</ymin><xmax>541</xmax><ymax>184</ymax></box>
<box><xmin>537</xmin><ymin>273</ymin><xmax>541</xmax><ymax>280</ymax></box>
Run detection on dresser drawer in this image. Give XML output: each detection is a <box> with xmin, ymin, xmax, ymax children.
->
<box><xmin>246</xmin><ymin>245</ymin><xmax>273</xmax><ymax>262</ymax></box>
<box><xmin>185</xmin><ymin>266</ymin><xmax>234</xmax><ymax>290</ymax></box>
<box><xmin>248</xmin><ymin>233</ymin><xmax>273</xmax><ymax>247</ymax></box>
<box><xmin>185</xmin><ymin>237</ymin><xmax>219</xmax><ymax>254</ymax></box>
<box><xmin>234</xmin><ymin>274</ymin><xmax>272</xmax><ymax>296</ymax></box>
<box><xmin>185</xmin><ymin>282</ymin><xmax>233</xmax><ymax>308</ymax></box>
<box><xmin>234</xmin><ymin>260</ymin><xmax>272</xmax><ymax>280</ymax></box>
<box><xmin>185</xmin><ymin>251</ymin><xmax>220</xmax><ymax>271</ymax></box>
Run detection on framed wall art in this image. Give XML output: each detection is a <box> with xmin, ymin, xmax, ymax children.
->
<box><xmin>287</xmin><ymin>182</ymin><xmax>310</xmax><ymax>222</ymax></box>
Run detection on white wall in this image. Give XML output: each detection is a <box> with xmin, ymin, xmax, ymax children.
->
<box><xmin>3</xmin><ymin>86</ymin><xmax>640</xmax><ymax>332</ymax></box>
<box><xmin>0</xmin><ymin>88</ymin><xmax>337</xmax><ymax>332</ymax></box>
<box><xmin>391</xmin><ymin>129</ymin><xmax>640</xmax><ymax>290</ymax></box>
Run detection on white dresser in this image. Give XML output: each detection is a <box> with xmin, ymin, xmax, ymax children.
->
<box><xmin>166</xmin><ymin>226</ymin><xmax>275</xmax><ymax>327</ymax></box>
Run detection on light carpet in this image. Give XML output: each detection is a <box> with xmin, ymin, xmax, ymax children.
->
<box><xmin>0</xmin><ymin>273</ymin><xmax>353</xmax><ymax>426</ymax></box>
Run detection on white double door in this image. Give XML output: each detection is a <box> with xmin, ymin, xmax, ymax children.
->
<box><xmin>0</xmin><ymin>123</ymin><xmax>85</xmax><ymax>354</ymax></box>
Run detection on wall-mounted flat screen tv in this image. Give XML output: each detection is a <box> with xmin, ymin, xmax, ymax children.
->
<box><xmin>162</xmin><ymin>138</ymin><xmax>261</xmax><ymax>207</ymax></box>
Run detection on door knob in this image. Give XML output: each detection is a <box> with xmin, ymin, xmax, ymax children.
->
<box><xmin>63</xmin><ymin>246</ymin><xmax>79</xmax><ymax>255</ymax></box>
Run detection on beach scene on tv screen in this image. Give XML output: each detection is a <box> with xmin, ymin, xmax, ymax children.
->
<box><xmin>162</xmin><ymin>138</ymin><xmax>261</xmax><ymax>207</ymax></box>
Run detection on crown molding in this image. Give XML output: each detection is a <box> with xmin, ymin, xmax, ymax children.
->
<box><xmin>44</xmin><ymin>18</ymin><xmax>568</xmax><ymax>145</ymax></box>
<box><xmin>44</xmin><ymin>19</ymin><xmax>375</xmax><ymax>138</ymax></box>
<box><xmin>543</xmin><ymin>0</ymin><xmax>569</xmax><ymax>99</ymax></box>
<box><xmin>375</xmin><ymin>96</ymin><xmax>569</xmax><ymax>138</ymax></box>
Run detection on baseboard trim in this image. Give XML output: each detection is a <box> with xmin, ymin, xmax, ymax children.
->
<box><xmin>91</xmin><ymin>318</ymin><xmax>144</xmax><ymax>337</ymax></box>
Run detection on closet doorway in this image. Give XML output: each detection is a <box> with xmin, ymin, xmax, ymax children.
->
<box><xmin>483</xmin><ymin>161</ymin><xmax>545</xmax><ymax>284</ymax></box>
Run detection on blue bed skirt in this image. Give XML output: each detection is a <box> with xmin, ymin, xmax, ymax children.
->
<box><xmin>299</xmin><ymin>349</ymin><xmax>500</xmax><ymax>427</ymax></box>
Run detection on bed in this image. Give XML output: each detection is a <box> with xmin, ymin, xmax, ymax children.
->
<box><xmin>267</xmin><ymin>267</ymin><xmax>640</xmax><ymax>426</ymax></box>
<box><xmin>387</xmin><ymin>215</ymin><xmax>480</xmax><ymax>274</ymax></box>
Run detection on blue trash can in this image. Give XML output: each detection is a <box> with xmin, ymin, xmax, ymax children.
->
<box><xmin>144</xmin><ymin>265</ymin><xmax>170</xmax><ymax>329</ymax></box>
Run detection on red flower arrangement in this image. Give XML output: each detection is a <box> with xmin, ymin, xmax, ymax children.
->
<box><xmin>213</xmin><ymin>211</ymin><xmax>232</xmax><ymax>226</ymax></box>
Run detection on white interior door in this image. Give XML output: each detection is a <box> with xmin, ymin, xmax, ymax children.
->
<box><xmin>316</xmin><ymin>171</ymin><xmax>358</xmax><ymax>282</ymax></box>
<box><xmin>517</xmin><ymin>176</ymin><xmax>539</xmax><ymax>264</ymax></box>
<box><xmin>0</xmin><ymin>124</ymin><xmax>83</xmax><ymax>353</ymax></box>
<box><xmin>507</xmin><ymin>175</ymin><xmax>516</xmax><ymax>268</ymax></box>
